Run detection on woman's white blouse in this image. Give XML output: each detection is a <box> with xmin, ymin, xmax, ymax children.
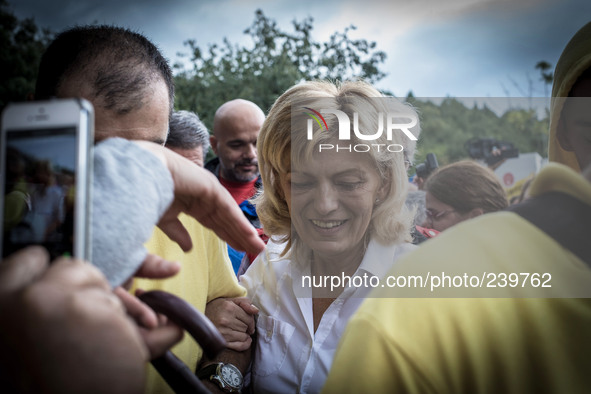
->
<box><xmin>239</xmin><ymin>237</ymin><xmax>415</xmax><ymax>393</ymax></box>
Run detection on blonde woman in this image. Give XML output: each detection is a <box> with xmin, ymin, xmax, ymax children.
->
<box><xmin>237</xmin><ymin>80</ymin><xmax>419</xmax><ymax>393</ymax></box>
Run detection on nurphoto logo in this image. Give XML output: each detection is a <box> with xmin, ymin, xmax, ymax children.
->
<box><xmin>302</xmin><ymin>106</ymin><xmax>417</xmax><ymax>153</ymax></box>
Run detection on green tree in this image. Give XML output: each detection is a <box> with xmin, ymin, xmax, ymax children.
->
<box><xmin>411</xmin><ymin>97</ymin><xmax>549</xmax><ymax>168</ymax></box>
<box><xmin>173</xmin><ymin>9</ymin><xmax>387</xmax><ymax>129</ymax></box>
<box><xmin>535</xmin><ymin>60</ymin><xmax>553</xmax><ymax>97</ymax></box>
<box><xmin>0</xmin><ymin>0</ymin><xmax>53</xmax><ymax>110</ymax></box>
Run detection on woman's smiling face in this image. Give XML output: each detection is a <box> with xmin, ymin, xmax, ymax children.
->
<box><xmin>280</xmin><ymin>149</ymin><xmax>385</xmax><ymax>261</ymax></box>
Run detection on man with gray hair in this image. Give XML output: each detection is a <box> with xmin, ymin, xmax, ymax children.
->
<box><xmin>166</xmin><ymin>110</ymin><xmax>210</xmax><ymax>167</ymax></box>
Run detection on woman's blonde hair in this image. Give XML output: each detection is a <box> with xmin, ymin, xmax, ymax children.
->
<box><xmin>255</xmin><ymin>80</ymin><xmax>418</xmax><ymax>256</ymax></box>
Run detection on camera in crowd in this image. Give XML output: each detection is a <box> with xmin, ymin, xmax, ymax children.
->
<box><xmin>415</xmin><ymin>153</ymin><xmax>439</xmax><ymax>180</ymax></box>
<box><xmin>465</xmin><ymin>137</ymin><xmax>519</xmax><ymax>167</ymax></box>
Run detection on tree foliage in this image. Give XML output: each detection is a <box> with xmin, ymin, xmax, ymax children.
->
<box><xmin>0</xmin><ymin>4</ymin><xmax>551</xmax><ymax>164</ymax></box>
<box><xmin>535</xmin><ymin>60</ymin><xmax>553</xmax><ymax>98</ymax></box>
<box><xmin>408</xmin><ymin>96</ymin><xmax>549</xmax><ymax>167</ymax></box>
<box><xmin>0</xmin><ymin>0</ymin><xmax>53</xmax><ymax>110</ymax></box>
<box><xmin>173</xmin><ymin>9</ymin><xmax>387</xmax><ymax>128</ymax></box>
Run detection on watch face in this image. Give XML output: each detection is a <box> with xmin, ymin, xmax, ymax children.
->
<box><xmin>221</xmin><ymin>364</ymin><xmax>242</xmax><ymax>389</ymax></box>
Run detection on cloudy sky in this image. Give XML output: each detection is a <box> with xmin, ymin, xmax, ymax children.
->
<box><xmin>8</xmin><ymin>0</ymin><xmax>591</xmax><ymax>98</ymax></box>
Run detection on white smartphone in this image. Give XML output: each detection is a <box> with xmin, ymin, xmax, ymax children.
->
<box><xmin>1</xmin><ymin>98</ymin><xmax>93</xmax><ymax>261</ymax></box>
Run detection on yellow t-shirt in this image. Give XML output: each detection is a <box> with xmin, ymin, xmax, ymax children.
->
<box><xmin>324</xmin><ymin>164</ymin><xmax>591</xmax><ymax>393</ymax></box>
<box><xmin>133</xmin><ymin>213</ymin><xmax>246</xmax><ymax>394</ymax></box>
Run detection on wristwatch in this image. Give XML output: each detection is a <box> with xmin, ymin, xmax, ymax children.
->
<box><xmin>196</xmin><ymin>362</ymin><xmax>243</xmax><ymax>392</ymax></box>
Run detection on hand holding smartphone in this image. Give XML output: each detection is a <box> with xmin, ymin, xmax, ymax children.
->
<box><xmin>1</xmin><ymin>99</ymin><xmax>93</xmax><ymax>261</ymax></box>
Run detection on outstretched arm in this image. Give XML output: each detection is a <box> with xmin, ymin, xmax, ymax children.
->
<box><xmin>92</xmin><ymin>138</ymin><xmax>266</xmax><ymax>288</ymax></box>
<box><xmin>134</xmin><ymin>140</ymin><xmax>266</xmax><ymax>257</ymax></box>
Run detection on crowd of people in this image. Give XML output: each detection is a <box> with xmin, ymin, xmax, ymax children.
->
<box><xmin>1</xmin><ymin>18</ymin><xmax>590</xmax><ymax>394</ymax></box>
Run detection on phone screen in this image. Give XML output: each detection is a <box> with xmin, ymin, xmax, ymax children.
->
<box><xmin>2</xmin><ymin>127</ymin><xmax>79</xmax><ymax>259</ymax></box>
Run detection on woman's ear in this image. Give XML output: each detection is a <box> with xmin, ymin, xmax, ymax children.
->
<box><xmin>376</xmin><ymin>177</ymin><xmax>391</xmax><ymax>203</ymax></box>
<box><xmin>557</xmin><ymin>116</ymin><xmax>574</xmax><ymax>152</ymax></box>
<box><xmin>468</xmin><ymin>208</ymin><xmax>484</xmax><ymax>219</ymax></box>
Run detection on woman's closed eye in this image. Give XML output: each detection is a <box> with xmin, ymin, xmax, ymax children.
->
<box><xmin>335</xmin><ymin>180</ymin><xmax>366</xmax><ymax>191</ymax></box>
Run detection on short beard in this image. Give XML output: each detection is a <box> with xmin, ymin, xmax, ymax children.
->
<box><xmin>222</xmin><ymin>168</ymin><xmax>259</xmax><ymax>183</ymax></box>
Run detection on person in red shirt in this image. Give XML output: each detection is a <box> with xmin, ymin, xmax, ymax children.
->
<box><xmin>206</xmin><ymin>99</ymin><xmax>267</xmax><ymax>274</ymax></box>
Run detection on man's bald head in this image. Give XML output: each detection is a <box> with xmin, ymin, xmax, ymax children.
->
<box><xmin>210</xmin><ymin>99</ymin><xmax>265</xmax><ymax>182</ymax></box>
